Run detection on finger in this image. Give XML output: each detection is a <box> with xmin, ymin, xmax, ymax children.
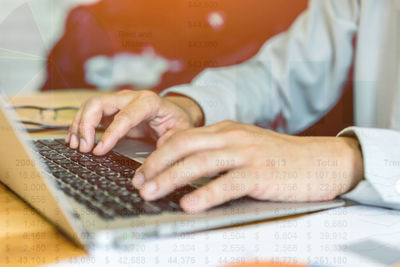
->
<box><xmin>180</xmin><ymin>168</ymin><xmax>256</xmax><ymax>213</ymax></box>
<box><xmin>156</xmin><ymin>120</ymin><xmax>220</xmax><ymax>148</ymax></box>
<box><xmin>67</xmin><ymin>108</ymin><xmax>83</xmax><ymax>149</ymax></box>
<box><xmin>133</xmin><ymin>129</ymin><xmax>228</xmax><ymax>187</ymax></box>
<box><xmin>156</xmin><ymin>127</ymin><xmax>184</xmax><ymax>148</ymax></box>
<box><xmin>78</xmin><ymin>93</ymin><xmax>137</xmax><ymax>152</ymax></box>
<box><xmin>93</xmin><ymin>92</ymin><xmax>161</xmax><ymax>155</ymax></box>
<box><xmin>139</xmin><ymin>148</ymin><xmax>246</xmax><ymax>201</ymax></box>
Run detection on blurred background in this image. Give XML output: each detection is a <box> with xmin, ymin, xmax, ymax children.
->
<box><xmin>0</xmin><ymin>0</ymin><xmax>306</xmax><ymax>95</ymax></box>
<box><xmin>0</xmin><ymin>0</ymin><xmax>352</xmax><ymax>135</ymax></box>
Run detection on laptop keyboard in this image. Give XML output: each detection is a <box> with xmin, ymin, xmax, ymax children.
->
<box><xmin>33</xmin><ymin>139</ymin><xmax>196</xmax><ymax>220</ymax></box>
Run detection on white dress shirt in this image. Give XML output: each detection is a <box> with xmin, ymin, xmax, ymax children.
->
<box><xmin>161</xmin><ymin>0</ymin><xmax>400</xmax><ymax>209</ymax></box>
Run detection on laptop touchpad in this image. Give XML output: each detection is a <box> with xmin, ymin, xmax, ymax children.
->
<box><xmin>113</xmin><ymin>138</ymin><xmax>155</xmax><ymax>163</ymax></box>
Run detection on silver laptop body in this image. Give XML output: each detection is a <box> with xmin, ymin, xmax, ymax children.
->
<box><xmin>0</xmin><ymin>96</ymin><xmax>345</xmax><ymax>249</ymax></box>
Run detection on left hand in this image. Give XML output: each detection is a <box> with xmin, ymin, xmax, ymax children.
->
<box><xmin>132</xmin><ymin>121</ymin><xmax>364</xmax><ymax>213</ymax></box>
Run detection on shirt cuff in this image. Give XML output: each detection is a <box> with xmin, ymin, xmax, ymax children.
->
<box><xmin>338</xmin><ymin>126</ymin><xmax>400</xmax><ymax>208</ymax></box>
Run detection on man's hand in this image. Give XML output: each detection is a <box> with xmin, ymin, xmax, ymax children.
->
<box><xmin>66</xmin><ymin>90</ymin><xmax>203</xmax><ymax>155</ymax></box>
<box><xmin>133</xmin><ymin>121</ymin><xmax>364</xmax><ymax>213</ymax></box>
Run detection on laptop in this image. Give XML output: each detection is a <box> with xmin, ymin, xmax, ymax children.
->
<box><xmin>0</xmin><ymin>94</ymin><xmax>345</xmax><ymax>249</ymax></box>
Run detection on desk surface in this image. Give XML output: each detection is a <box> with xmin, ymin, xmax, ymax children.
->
<box><xmin>1</xmin><ymin>90</ymin><xmax>307</xmax><ymax>267</ymax></box>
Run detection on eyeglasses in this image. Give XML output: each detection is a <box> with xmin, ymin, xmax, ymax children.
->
<box><xmin>12</xmin><ymin>105</ymin><xmax>79</xmax><ymax>133</ymax></box>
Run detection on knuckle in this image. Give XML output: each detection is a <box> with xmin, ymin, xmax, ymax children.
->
<box><xmin>137</xmin><ymin>90</ymin><xmax>157</xmax><ymax>100</ymax></box>
<box><xmin>139</xmin><ymin>90</ymin><xmax>160</xmax><ymax>108</ymax></box>
<box><xmin>224</xmin><ymin>126</ymin><xmax>247</xmax><ymax>139</ymax></box>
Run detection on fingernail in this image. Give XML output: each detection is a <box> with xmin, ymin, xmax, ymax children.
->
<box><xmin>79</xmin><ymin>138</ymin><xmax>87</xmax><ymax>151</ymax></box>
<box><xmin>70</xmin><ymin>134</ymin><xmax>78</xmax><ymax>149</ymax></box>
<box><xmin>132</xmin><ymin>172</ymin><xmax>144</xmax><ymax>188</ymax></box>
<box><xmin>142</xmin><ymin>181</ymin><xmax>158</xmax><ymax>196</ymax></box>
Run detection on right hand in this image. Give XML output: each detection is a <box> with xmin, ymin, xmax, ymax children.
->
<box><xmin>66</xmin><ymin>90</ymin><xmax>203</xmax><ymax>155</ymax></box>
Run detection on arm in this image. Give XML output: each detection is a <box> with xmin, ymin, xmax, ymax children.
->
<box><xmin>161</xmin><ymin>0</ymin><xmax>360</xmax><ymax>133</ymax></box>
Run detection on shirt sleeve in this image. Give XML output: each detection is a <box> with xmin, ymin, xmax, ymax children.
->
<box><xmin>160</xmin><ymin>0</ymin><xmax>359</xmax><ymax>133</ymax></box>
<box><xmin>338</xmin><ymin>127</ymin><xmax>400</xmax><ymax>210</ymax></box>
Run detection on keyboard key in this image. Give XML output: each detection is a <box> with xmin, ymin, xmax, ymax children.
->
<box><xmin>54</xmin><ymin>139</ymin><xmax>67</xmax><ymax>145</ymax></box>
<box><xmin>121</xmin><ymin>169</ymin><xmax>135</xmax><ymax>177</ymax></box>
<box><xmin>48</xmin><ymin>166</ymin><xmax>64</xmax><ymax>173</ymax></box>
<box><xmin>95</xmin><ymin>209</ymin><xmax>113</xmax><ymax>220</ymax></box>
<box><xmin>53</xmin><ymin>171</ymin><xmax>75</xmax><ymax>180</ymax></box>
<box><xmin>80</xmin><ymin>161</ymin><xmax>98</xmax><ymax>168</ymax></box>
<box><xmin>48</xmin><ymin>144</ymin><xmax>66</xmax><ymax>149</ymax></box>
<box><xmin>70</xmin><ymin>180</ymin><xmax>86</xmax><ymax>189</ymax></box>
<box><xmin>68</xmin><ymin>166</ymin><xmax>82</xmax><ymax>174</ymax></box>
<box><xmin>61</xmin><ymin>186</ymin><xmax>74</xmax><ymax>196</ymax></box>
<box><xmin>99</xmin><ymin>199</ymin><xmax>120</xmax><ymax>209</ymax></box>
<box><xmin>37</xmin><ymin>145</ymin><xmax>51</xmax><ymax>151</ymax></box>
<box><xmin>97</xmin><ymin>169</ymin><xmax>118</xmax><ymax>176</ymax></box>
<box><xmin>97</xmin><ymin>182</ymin><xmax>110</xmax><ymax>190</ymax></box>
<box><xmin>63</xmin><ymin>163</ymin><xmax>79</xmax><ymax>169</ymax></box>
<box><xmin>80</xmin><ymin>172</ymin><xmax>97</xmax><ymax>179</ymax></box>
<box><xmin>115</xmin><ymin>178</ymin><xmax>130</xmax><ymax>187</ymax></box>
<box><xmin>154</xmin><ymin>199</ymin><xmax>181</xmax><ymax>212</ymax></box>
<box><xmin>93</xmin><ymin>157</ymin><xmax>112</xmax><ymax>163</ymax></box>
<box><xmin>86</xmin><ymin>177</ymin><xmax>99</xmax><ymax>185</ymax></box>
<box><xmin>104</xmin><ymin>174</ymin><xmax>120</xmax><ymax>181</ymax></box>
<box><xmin>80</xmin><ymin>184</ymin><xmax>95</xmax><ymax>195</ymax></box>
<box><xmin>114</xmin><ymin>206</ymin><xmax>138</xmax><ymax>217</ymax></box>
<box><xmin>48</xmin><ymin>154</ymin><xmax>65</xmax><ymax>161</ymax></box>
<box><xmin>125</xmin><ymin>183</ymin><xmax>138</xmax><ymax>193</ymax></box>
<box><xmin>128</xmin><ymin>196</ymin><xmax>143</xmax><ymax>205</ymax></box>
<box><xmin>92</xmin><ymin>191</ymin><xmax>107</xmax><ymax>202</ymax></box>
<box><xmin>39</xmin><ymin>150</ymin><xmax>55</xmax><ymax>157</ymax></box>
<box><xmin>54</xmin><ymin>159</ymin><xmax>73</xmax><ymax>165</ymax></box>
<box><xmin>86</xmin><ymin>164</ymin><xmax>102</xmax><ymax>171</ymax></box>
<box><xmin>107</xmin><ymin>185</ymin><xmax>122</xmax><ymax>196</ymax></box>
<box><xmin>38</xmin><ymin>139</ymin><xmax>59</xmax><ymax>146</ymax></box>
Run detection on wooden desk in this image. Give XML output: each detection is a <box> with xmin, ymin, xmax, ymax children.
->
<box><xmin>1</xmin><ymin>90</ymin><xmax>102</xmax><ymax>267</ymax></box>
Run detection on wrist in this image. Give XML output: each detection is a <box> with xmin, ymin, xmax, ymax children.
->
<box><xmin>165</xmin><ymin>95</ymin><xmax>204</xmax><ymax>127</ymax></box>
<box><xmin>339</xmin><ymin>137</ymin><xmax>364</xmax><ymax>192</ymax></box>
